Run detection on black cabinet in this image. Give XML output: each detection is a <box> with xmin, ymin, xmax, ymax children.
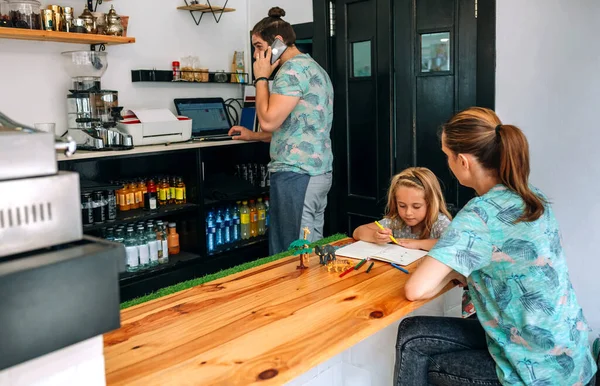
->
<box><xmin>59</xmin><ymin>142</ymin><xmax>270</xmax><ymax>301</ymax></box>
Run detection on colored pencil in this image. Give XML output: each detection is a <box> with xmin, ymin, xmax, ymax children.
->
<box><xmin>374</xmin><ymin>220</ymin><xmax>400</xmax><ymax>245</ymax></box>
<box><xmin>391</xmin><ymin>263</ymin><xmax>409</xmax><ymax>274</ymax></box>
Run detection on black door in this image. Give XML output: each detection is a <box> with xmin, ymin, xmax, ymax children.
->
<box><xmin>395</xmin><ymin>0</ymin><xmax>478</xmax><ymax>210</ymax></box>
<box><xmin>331</xmin><ymin>0</ymin><xmax>394</xmax><ymax>235</ymax></box>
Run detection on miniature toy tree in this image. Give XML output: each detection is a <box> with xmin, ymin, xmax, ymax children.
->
<box><xmin>288</xmin><ymin>227</ymin><xmax>312</xmax><ymax>270</ymax></box>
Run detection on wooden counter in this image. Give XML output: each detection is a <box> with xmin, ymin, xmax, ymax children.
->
<box><xmin>57</xmin><ymin>139</ymin><xmax>256</xmax><ymax>162</ymax></box>
<box><xmin>103</xmin><ymin>238</ymin><xmax>452</xmax><ymax>385</ymax></box>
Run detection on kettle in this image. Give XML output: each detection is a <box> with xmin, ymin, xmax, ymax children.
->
<box><xmin>105</xmin><ymin>5</ymin><xmax>123</xmax><ymax>36</ymax></box>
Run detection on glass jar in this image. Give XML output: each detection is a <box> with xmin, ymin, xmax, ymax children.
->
<box><xmin>8</xmin><ymin>0</ymin><xmax>42</xmax><ymax>29</ymax></box>
<box><xmin>214</xmin><ymin>70</ymin><xmax>228</xmax><ymax>83</ymax></box>
<box><xmin>0</xmin><ymin>0</ymin><xmax>10</xmax><ymax>27</ymax></box>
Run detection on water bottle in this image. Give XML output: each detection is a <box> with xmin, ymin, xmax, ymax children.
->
<box><xmin>215</xmin><ymin>209</ymin><xmax>224</xmax><ymax>246</ymax></box>
<box><xmin>160</xmin><ymin>221</ymin><xmax>169</xmax><ymax>263</ymax></box>
<box><xmin>223</xmin><ymin>207</ymin><xmax>232</xmax><ymax>244</ymax></box>
<box><xmin>257</xmin><ymin>198</ymin><xmax>266</xmax><ymax>236</ymax></box>
<box><xmin>136</xmin><ymin>225</ymin><xmax>150</xmax><ymax>270</ymax></box>
<box><xmin>146</xmin><ymin>224</ymin><xmax>159</xmax><ymax>267</ymax></box>
<box><xmin>206</xmin><ymin>210</ymin><xmax>216</xmax><ymax>252</ymax></box>
<box><xmin>232</xmin><ymin>202</ymin><xmax>241</xmax><ymax>241</ymax></box>
<box><xmin>124</xmin><ymin>227</ymin><xmax>139</xmax><ymax>272</ymax></box>
<box><xmin>240</xmin><ymin>201</ymin><xmax>250</xmax><ymax>240</ymax></box>
<box><xmin>114</xmin><ymin>227</ymin><xmax>125</xmax><ymax>244</ymax></box>
<box><xmin>264</xmin><ymin>197</ymin><xmax>270</xmax><ymax>231</ymax></box>
<box><xmin>105</xmin><ymin>227</ymin><xmax>115</xmax><ymax>241</ymax></box>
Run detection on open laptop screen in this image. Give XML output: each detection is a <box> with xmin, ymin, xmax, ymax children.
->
<box><xmin>174</xmin><ymin>99</ymin><xmax>231</xmax><ymax>137</ymax></box>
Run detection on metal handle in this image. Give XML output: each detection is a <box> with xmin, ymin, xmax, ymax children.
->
<box><xmin>54</xmin><ymin>136</ymin><xmax>77</xmax><ymax>157</ymax></box>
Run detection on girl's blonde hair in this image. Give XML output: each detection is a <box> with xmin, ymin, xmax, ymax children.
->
<box><xmin>385</xmin><ymin>167</ymin><xmax>452</xmax><ymax>239</ymax></box>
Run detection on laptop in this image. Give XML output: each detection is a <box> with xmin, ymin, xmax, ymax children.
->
<box><xmin>174</xmin><ymin>97</ymin><xmax>238</xmax><ymax>141</ymax></box>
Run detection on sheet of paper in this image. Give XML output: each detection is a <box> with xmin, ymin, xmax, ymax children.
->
<box><xmin>335</xmin><ymin>240</ymin><xmax>428</xmax><ymax>266</ymax></box>
<box><xmin>131</xmin><ymin>108</ymin><xmax>178</xmax><ymax>122</ymax></box>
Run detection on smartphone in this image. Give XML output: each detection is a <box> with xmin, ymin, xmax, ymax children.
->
<box><xmin>270</xmin><ymin>38</ymin><xmax>288</xmax><ymax>65</ymax></box>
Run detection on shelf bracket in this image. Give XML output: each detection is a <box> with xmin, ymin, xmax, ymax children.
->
<box><xmin>90</xmin><ymin>43</ymin><xmax>106</xmax><ymax>51</ymax></box>
<box><xmin>184</xmin><ymin>0</ymin><xmax>229</xmax><ymax>25</ymax></box>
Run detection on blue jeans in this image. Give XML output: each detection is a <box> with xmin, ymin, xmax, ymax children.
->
<box><xmin>394</xmin><ymin>316</ymin><xmax>596</xmax><ymax>386</ymax></box>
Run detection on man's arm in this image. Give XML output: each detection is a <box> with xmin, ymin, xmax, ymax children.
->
<box><xmin>255</xmin><ymin>81</ymin><xmax>300</xmax><ymax>132</ymax></box>
<box><xmin>228</xmin><ymin>126</ymin><xmax>272</xmax><ymax>143</ymax></box>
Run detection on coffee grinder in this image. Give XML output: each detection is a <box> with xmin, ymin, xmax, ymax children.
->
<box><xmin>62</xmin><ymin>50</ymin><xmax>133</xmax><ymax>150</ymax></box>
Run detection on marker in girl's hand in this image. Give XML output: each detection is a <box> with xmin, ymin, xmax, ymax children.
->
<box><xmin>374</xmin><ymin>220</ymin><xmax>400</xmax><ymax>245</ymax></box>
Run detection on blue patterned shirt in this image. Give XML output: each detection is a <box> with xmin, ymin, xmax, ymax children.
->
<box><xmin>269</xmin><ymin>54</ymin><xmax>334</xmax><ymax>176</ymax></box>
<box><xmin>429</xmin><ymin>185</ymin><xmax>596</xmax><ymax>385</ymax></box>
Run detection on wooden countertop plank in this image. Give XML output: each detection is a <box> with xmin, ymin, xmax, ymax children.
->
<box><xmin>104</xmin><ymin>238</ymin><xmax>452</xmax><ymax>385</ymax></box>
<box><xmin>105</xmin><ymin>255</ymin><xmax>386</xmax><ymax>373</ymax></box>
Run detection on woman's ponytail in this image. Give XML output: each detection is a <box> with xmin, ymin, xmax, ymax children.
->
<box><xmin>497</xmin><ymin>124</ymin><xmax>545</xmax><ymax>222</ymax></box>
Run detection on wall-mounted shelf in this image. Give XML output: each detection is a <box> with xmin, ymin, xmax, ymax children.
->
<box><xmin>0</xmin><ymin>27</ymin><xmax>135</xmax><ymax>46</ymax></box>
<box><xmin>131</xmin><ymin>69</ymin><xmax>248</xmax><ymax>84</ymax></box>
<box><xmin>177</xmin><ymin>0</ymin><xmax>235</xmax><ymax>25</ymax></box>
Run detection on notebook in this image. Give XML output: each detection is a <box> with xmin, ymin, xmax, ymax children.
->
<box><xmin>335</xmin><ymin>241</ymin><xmax>428</xmax><ymax>266</ymax></box>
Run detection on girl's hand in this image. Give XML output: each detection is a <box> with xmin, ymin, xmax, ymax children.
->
<box><xmin>374</xmin><ymin>227</ymin><xmax>393</xmax><ymax>244</ymax></box>
<box><xmin>396</xmin><ymin>238</ymin><xmax>423</xmax><ymax>250</ymax></box>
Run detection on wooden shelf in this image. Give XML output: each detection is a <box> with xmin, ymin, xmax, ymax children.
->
<box><xmin>0</xmin><ymin>27</ymin><xmax>135</xmax><ymax>45</ymax></box>
<box><xmin>177</xmin><ymin>4</ymin><xmax>235</xmax><ymax>12</ymax></box>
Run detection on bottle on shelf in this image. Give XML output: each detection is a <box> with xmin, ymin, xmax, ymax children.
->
<box><xmin>105</xmin><ymin>227</ymin><xmax>115</xmax><ymax>241</ymax></box>
<box><xmin>157</xmin><ymin>178</ymin><xmax>167</xmax><ymax>206</ymax></box>
<box><xmin>168</xmin><ymin>176</ymin><xmax>174</xmax><ymax>205</ymax></box>
<box><xmin>232</xmin><ymin>202</ymin><xmax>241</xmax><ymax>242</ymax></box>
<box><xmin>215</xmin><ymin>209</ymin><xmax>224</xmax><ymax>246</ymax></box>
<box><xmin>257</xmin><ymin>198</ymin><xmax>266</xmax><ymax>236</ymax></box>
<box><xmin>240</xmin><ymin>201</ymin><xmax>250</xmax><ymax>240</ymax></box>
<box><xmin>175</xmin><ymin>176</ymin><xmax>186</xmax><ymax>205</ymax></box>
<box><xmin>136</xmin><ymin>225</ymin><xmax>150</xmax><ymax>269</ymax></box>
<box><xmin>206</xmin><ymin>210</ymin><xmax>216</xmax><ymax>252</ymax></box>
<box><xmin>114</xmin><ymin>227</ymin><xmax>125</xmax><ymax>244</ymax></box>
<box><xmin>122</xmin><ymin>182</ymin><xmax>133</xmax><ymax>212</ymax></box>
<box><xmin>249</xmin><ymin>199</ymin><xmax>258</xmax><ymax>238</ymax></box>
<box><xmin>145</xmin><ymin>178</ymin><xmax>158</xmax><ymax>211</ymax></box>
<box><xmin>136</xmin><ymin>180</ymin><xmax>144</xmax><ymax>210</ymax></box>
<box><xmin>168</xmin><ymin>222</ymin><xmax>180</xmax><ymax>255</ymax></box>
<box><xmin>129</xmin><ymin>181</ymin><xmax>139</xmax><ymax>210</ymax></box>
<box><xmin>264</xmin><ymin>197</ymin><xmax>270</xmax><ymax>231</ymax></box>
<box><xmin>124</xmin><ymin>227</ymin><xmax>139</xmax><ymax>273</ymax></box>
<box><xmin>115</xmin><ymin>181</ymin><xmax>125</xmax><ymax>212</ymax></box>
<box><xmin>223</xmin><ymin>207</ymin><xmax>232</xmax><ymax>244</ymax></box>
<box><xmin>140</xmin><ymin>179</ymin><xmax>148</xmax><ymax>209</ymax></box>
<box><xmin>158</xmin><ymin>220</ymin><xmax>169</xmax><ymax>263</ymax></box>
<box><xmin>146</xmin><ymin>223</ymin><xmax>159</xmax><ymax>267</ymax></box>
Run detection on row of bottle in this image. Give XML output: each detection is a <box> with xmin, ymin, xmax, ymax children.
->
<box><xmin>206</xmin><ymin>197</ymin><xmax>269</xmax><ymax>252</ymax></box>
<box><xmin>235</xmin><ymin>163</ymin><xmax>270</xmax><ymax>188</ymax></box>
<box><xmin>101</xmin><ymin>220</ymin><xmax>180</xmax><ymax>272</ymax></box>
<box><xmin>113</xmin><ymin>176</ymin><xmax>187</xmax><ymax>212</ymax></box>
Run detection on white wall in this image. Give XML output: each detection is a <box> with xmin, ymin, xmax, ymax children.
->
<box><xmin>496</xmin><ymin>0</ymin><xmax>600</xmax><ymax>335</ymax></box>
<box><xmin>0</xmin><ymin>0</ymin><xmax>248</xmax><ymax>135</ymax></box>
<box><xmin>248</xmin><ymin>0</ymin><xmax>313</xmax><ymax>28</ymax></box>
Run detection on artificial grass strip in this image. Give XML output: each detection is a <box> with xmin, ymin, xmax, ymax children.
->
<box><xmin>120</xmin><ymin>233</ymin><xmax>349</xmax><ymax>309</ymax></box>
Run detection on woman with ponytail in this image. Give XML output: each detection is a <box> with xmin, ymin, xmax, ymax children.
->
<box><xmin>394</xmin><ymin>107</ymin><xmax>596</xmax><ymax>386</ymax></box>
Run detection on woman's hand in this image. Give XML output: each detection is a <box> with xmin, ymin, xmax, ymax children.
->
<box><xmin>253</xmin><ymin>47</ymin><xmax>280</xmax><ymax>79</ymax></box>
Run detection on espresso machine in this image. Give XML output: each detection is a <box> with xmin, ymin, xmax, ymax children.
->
<box><xmin>0</xmin><ymin>110</ymin><xmax>125</xmax><ymax>372</ymax></box>
<box><xmin>62</xmin><ymin>50</ymin><xmax>133</xmax><ymax>150</ymax></box>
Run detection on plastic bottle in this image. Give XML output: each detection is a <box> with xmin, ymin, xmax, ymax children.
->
<box><xmin>136</xmin><ymin>225</ymin><xmax>150</xmax><ymax>269</ymax></box>
<box><xmin>264</xmin><ymin>197</ymin><xmax>270</xmax><ymax>231</ymax></box>
<box><xmin>240</xmin><ymin>201</ymin><xmax>250</xmax><ymax>240</ymax></box>
<box><xmin>146</xmin><ymin>223</ymin><xmax>159</xmax><ymax>266</ymax></box>
<box><xmin>249</xmin><ymin>199</ymin><xmax>257</xmax><ymax>237</ymax></box>
<box><xmin>257</xmin><ymin>198</ymin><xmax>266</xmax><ymax>236</ymax></box>
<box><xmin>168</xmin><ymin>222</ymin><xmax>180</xmax><ymax>255</ymax></box>
<box><xmin>206</xmin><ymin>210</ymin><xmax>216</xmax><ymax>252</ymax></box>
<box><xmin>215</xmin><ymin>209</ymin><xmax>224</xmax><ymax>246</ymax></box>
<box><xmin>232</xmin><ymin>202</ymin><xmax>241</xmax><ymax>242</ymax></box>
<box><xmin>124</xmin><ymin>227</ymin><xmax>139</xmax><ymax>272</ymax></box>
<box><xmin>223</xmin><ymin>207</ymin><xmax>232</xmax><ymax>244</ymax></box>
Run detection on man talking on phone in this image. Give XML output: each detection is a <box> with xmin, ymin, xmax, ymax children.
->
<box><xmin>229</xmin><ymin>6</ymin><xmax>334</xmax><ymax>254</ymax></box>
